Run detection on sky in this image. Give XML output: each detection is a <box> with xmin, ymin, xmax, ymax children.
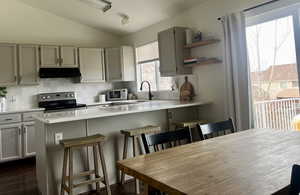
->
<box><xmin>246</xmin><ymin>15</ymin><xmax>297</xmax><ymax>72</ymax></box>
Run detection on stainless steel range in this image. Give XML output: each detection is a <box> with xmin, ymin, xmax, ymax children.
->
<box><xmin>38</xmin><ymin>92</ymin><xmax>86</xmax><ymax>111</ymax></box>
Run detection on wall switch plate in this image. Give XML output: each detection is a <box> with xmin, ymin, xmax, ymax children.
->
<box><xmin>55</xmin><ymin>133</ymin><xmax>63</xmax><ymax>145</ymax></box>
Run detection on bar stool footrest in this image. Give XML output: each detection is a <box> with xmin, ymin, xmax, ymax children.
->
<box><xmin>73</xmin><ymin>178</ymin><xmax>105</xmax><ymax>188</ymax></box>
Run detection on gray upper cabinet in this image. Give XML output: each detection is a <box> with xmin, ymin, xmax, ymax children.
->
<box><xmin>105</xmin><ymin>46</ymin><xmax>135</xmax><ymax>82</ymax></box>
<box><xmin>158</xmin><ymin>27</ymin><xmax>192</xmax><ymax>76</ymax></box>
<box><xmin>40</xmin><ymin>45</ymin><xmax>78</xmax><ymax>68</ymax></box>
<box><xmin>18</xmin><ymin>45</ymin><xmax>39</xmax><ymax>85</ymax></box>
<box><xmin>0</xmin><ymin>43</ymin><xmax>18</xmax><ymax>86</ymax></box>
<box><xmin>78</xmin><ymin>48</ymin><xmax>105</xmax><ymax>83</ymax></box>
<box><xmin>40</xmin><ymin>45</ymin><xmax>60</xmax><ymax>68</ymax></box>
<box><xmin>60</xmin><ymin>46</ymin><xmax>78</xmax><ymax>68</ymax></box>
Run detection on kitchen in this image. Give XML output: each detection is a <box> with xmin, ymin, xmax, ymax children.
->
<box><xmin>1</xmin><ymin>0</ymin><xmax>300</xmax><ymax>195</ymax></box>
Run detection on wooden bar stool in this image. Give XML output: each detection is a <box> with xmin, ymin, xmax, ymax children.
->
<box><xmin>173</xmin><ymin>120</ymin><xmax>207</xmax><ymax>142</ymax></box>
<box><xmin>120</xmin><ymin>125</ymin><xmax>161</xmax><ymax>194</ymax></box>
<box><xmin>60</xmin><ymin>134</ymin><xmax>111</xmax><ymax>195</ymax></box>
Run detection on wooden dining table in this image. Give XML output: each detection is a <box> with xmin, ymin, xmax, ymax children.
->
<box><xmin>117</xmin><ymin>128</ymin><xmax>300</xmax><ymax>195</ymax></box>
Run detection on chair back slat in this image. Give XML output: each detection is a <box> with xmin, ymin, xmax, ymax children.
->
<box><xmin>142</xmin><ymin>127</ymin><xmax>191</xmax><ymax>154</ymax></box>
<box><xmin>198</xmin><ymin>118</ymin><xmax>235</xmax><ymax>140</ymax></box>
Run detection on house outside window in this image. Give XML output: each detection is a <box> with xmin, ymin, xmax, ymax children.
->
<box><xmin>136</xmin><ymin>41</ymin><xmax>173</xmax><ymax>92</ymax></box>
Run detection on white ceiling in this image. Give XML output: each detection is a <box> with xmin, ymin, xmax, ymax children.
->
<box><xmin>17</xmin><ymin>0</ymin><xmax>206</xmax><ymax>35</ymax></box>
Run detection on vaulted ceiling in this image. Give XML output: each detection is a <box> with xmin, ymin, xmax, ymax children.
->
<box><xmin>17</xmin><ymin>0</ymin><xmax>207</xmax><ymax>35</ymax></box>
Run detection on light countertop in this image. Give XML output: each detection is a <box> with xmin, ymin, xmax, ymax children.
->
<box><xmin>0</xmin><ymin>107</ymin><xmax>45</xmax><ymax>115</ymax></box>
<box><xmin>35</xmin><ymin>100</ymin><xmax>210</xmax><ymax>124</ymax></box>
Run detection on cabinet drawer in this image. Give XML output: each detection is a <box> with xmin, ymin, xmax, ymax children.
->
<box><xmin>23</xmin><ymin>112</ymin><xmax>43</xmax><ymax>122</ymax></box>
<box><xmin>0</xmin><ymin>114</ymin><xmax>22</xmax><ymax>124</ymax></box>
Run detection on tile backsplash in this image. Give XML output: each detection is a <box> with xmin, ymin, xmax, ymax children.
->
<box><xmin>5</xmin><ymin>78</ymin><xmax>113</xmax><ymax>109</ymax></box>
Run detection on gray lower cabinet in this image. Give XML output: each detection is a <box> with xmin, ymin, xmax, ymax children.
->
<box><xmin>158</xmin><ymin>27</ymin><xmax>192</xmax><ymax>76</ymax></box>
<box><xmin>0</xmin><ymin>123</ymin><xmax>22</xmax><ymax>162</ymax></box>
<box><xmin>23</xmin><ymin>122</ymin><xmax>36</xmax><ymax>157</ymax></box>
<box><xmin>0</xmin><ymin>112</ymin><xmax>41</xmax><ymax>163</ymax></box>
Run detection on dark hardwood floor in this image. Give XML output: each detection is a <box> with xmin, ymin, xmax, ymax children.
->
<box><xmin>0</xmin><ymin>158</ymin><xmax>136</xmax><ymax>195</ymax></box>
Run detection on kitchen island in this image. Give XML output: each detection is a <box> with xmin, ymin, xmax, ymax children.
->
<box><xmin>35</xmin><ymin>100</ymin><xmax>210</xmax><ymax>195</ymax></box>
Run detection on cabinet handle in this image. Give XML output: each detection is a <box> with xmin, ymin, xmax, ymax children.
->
<box><xmin>23</xmin><ymin>126</ymin><xmax>27</xmax><ymax>134</ymax></box>
<box><xmin>18</xmin><ymin>127</ymin><xmax>22</xmax><ymax>135</ymax></box>
<box><xmin>61</xmin><ymin>58</ymin><xmax>64</xmax><ymax>65</ymax></box>
<box><xmin>4</xmin><ymin>118</ymin><xmax>13</xmax><ymax>121</ymax></box>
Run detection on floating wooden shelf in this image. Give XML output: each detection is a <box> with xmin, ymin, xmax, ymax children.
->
<box><xmin>184</xmin><ymin>59</ymin><xmax>222</xmax><ymax>67</ymax></box>
<box><xmin>184</xmin><ymin>39</ymin><xmax>220</xmax><ymax>49</ymax></box>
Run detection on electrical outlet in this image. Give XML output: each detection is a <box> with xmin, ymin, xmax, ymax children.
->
<box><xmin>55</xmin><ymin>133</ymin><xmax>63</xmax><ymax>145</ymax></box>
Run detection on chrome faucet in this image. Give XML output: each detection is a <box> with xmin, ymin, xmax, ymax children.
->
<box><xmin>140</xmin><ymin>81</ymin><xmax>154</xmax><ymax>100</ymax></box>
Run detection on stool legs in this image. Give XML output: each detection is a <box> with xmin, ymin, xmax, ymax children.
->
<box><xmin>121</xmin><ymin>135</ymin><xmax>141</xmax><ymax>194</ymax></box>
<box><xmin>133</xmin><ymin>136</ymin><xmax>140</xmax><ymax>194</ymax></box>
<box><xmin>98</xmin><ymin>143</ymin><xmax>112</xmax><ymax>195</ymax></box>
<box><xmin>68</xmin><ymin>148</ymin><xmax>74</xmax><ymax>195</ymax></box>
<box><xmin>93</xmin><ymin>145</ymin><xmax>101</xmax><ymax>192</ymax></box>
<box><xmin>120</xmin><ymin>135</ymin><xmax>129</xmax><ymax>184</ymax></box>
<box><xmin>60</xmin><ymin>148</ymin><xmax>69</xmax><ymax>195</ymax></box>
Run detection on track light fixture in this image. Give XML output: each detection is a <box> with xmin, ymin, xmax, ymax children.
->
<box><xmin>99</xmin><ymin>0</ymin><xmax>112</xmax><ymax>12</ymax></box>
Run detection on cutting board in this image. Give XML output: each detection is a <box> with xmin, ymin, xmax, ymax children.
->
<box><xmin>180</xmin><ymin>76</ymin><xmax>195</xmax><ymax>101</ymax></box>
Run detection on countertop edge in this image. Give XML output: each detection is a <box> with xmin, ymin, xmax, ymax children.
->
<box><xmin>35</xmin><ymin>101</ymin><xmax>211</xmax><ymax>124</ymax></box>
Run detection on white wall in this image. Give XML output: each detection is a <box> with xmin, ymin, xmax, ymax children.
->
<box><xmin>122</xmin><ymin>0</ymin><xmax>267</xmax><ymax>122</ymax></box>
<box><xmin>0</xmin><ymin>0</ymin><xmax>122</xmax><ymax>109</ymax></box>
<box><xmin>0</xmin><ymin>0</ymin><xmax>121</xmax><ymax>47</ymax></box>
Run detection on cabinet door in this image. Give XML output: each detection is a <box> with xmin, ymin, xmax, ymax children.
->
<box><xmin>79</xmin><ymin>48</ymin><xmax>105</xmax><ymax>83</ymax></box>
<box><xmin>23</xmin><ymin>122</ymin><xmax>36</xmax><ymax>157</ymax></box>
<box><xmin>18</xmin><ymin>45</ymin><xmax>39</xmax><ymax>85</ymax></box>
<box><xmin>0</xmin><ymin>123</ymin><xmax>22</xmax><ymax>162</ymax></box>
<box><xmin>121</xmin><ymin>46</ymin><xmax>136</xmax><ymax>81</ymax></box>
<box><xmin>0</xmin><ymin>43</ymin><xmax>18</xmax><ymax>86</ymax></box>
<box><xmin>105</xmin><ymin>48</ymin><xmax>122</xmax><ymax>81</ymax></box>
<box><xmin>60</xmin><ymin>46</ymin><xmax>78</xmax><ymax>68</ymax></box>
<box><xmin>158</xmin><ymin>28</ymin><xmax>177</xmax><ymax>76</ymax></box>
<box><xmin>40</xmin><ymin>45</ymin><xmax>60</xmax><ymax>68</ymax></box>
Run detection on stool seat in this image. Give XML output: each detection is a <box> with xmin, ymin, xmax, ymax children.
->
<box><xmin>173</xmin><ymin>120</ymin><xmax>207</xmax><ymax>128</ymax></box>
<box><xmin>60</xmin><ymin>134</ymin><xmax>106</xmax><ymax>148</ymax></box>
<box><xmin>121</xmin><ymin>125</ymin><xmax>161</xmax><ymax>137</ymax></box>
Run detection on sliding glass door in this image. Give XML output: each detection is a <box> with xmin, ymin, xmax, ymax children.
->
<box><xmin>246</xmin><ymin>4</ymin><xmax>300</xmax><ymax>130</ymax></box>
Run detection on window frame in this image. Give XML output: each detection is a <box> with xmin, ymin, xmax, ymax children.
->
<box><xmin>135</xmin><ymin>41</ymin><xmax>173</xmax><ymax>92</ymax></box>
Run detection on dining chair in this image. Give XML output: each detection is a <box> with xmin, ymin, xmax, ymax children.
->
<box><xmin>141</xmin><ymin>127</ymin><xmax>191</xmax><ymax>154</ymax></box>
<box><xmin>197</xmin><ymin>118</ymin><xmax>235</xmax><ymax>140</ymax></box>
<box><xmin>290</xmin><ymin>164</ymin><xmax>300</xmax><ymax>195</ymax></box>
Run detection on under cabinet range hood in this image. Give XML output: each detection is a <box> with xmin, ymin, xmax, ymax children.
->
<box><xmin>39</xmin><ymin>68</ymin><xmax>81</xmax><ymax>78</ymax></box>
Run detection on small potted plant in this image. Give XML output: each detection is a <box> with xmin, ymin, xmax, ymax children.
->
<box><xmin>0</xmin><ymin>87</ymin><xmax>7</xmax><ymax>111</ymax></box>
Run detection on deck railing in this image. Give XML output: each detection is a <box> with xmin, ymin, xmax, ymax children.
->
<box><xmin>254</xmin><ymin>98</ymin><xmax>300</xmax><ymax>130</ymax></box>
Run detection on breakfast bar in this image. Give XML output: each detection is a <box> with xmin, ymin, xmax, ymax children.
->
<box><xmin>34</xmin><ymin>100</ymin><xmax>209</xmax><ymax>195</ymax></box>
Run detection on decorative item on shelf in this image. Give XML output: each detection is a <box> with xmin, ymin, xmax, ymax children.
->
<box><xmin>184</xmin><ymin>58</ymin><xmax>198</xmax><ymax>65</ymax></box>
<box><xmin>185</xmin><ymin>29</ymin><xmax>194</xmax><ymax>45</ymax></box>
<box><xmin>0</xmin><ymin>87</ymin><xmax>7</xmax><ymax>112</ymax></box>
<box><xmin>193</xmin><ymin>31</ymin><xmax>202</xmax><ymax>42</ymax></box>
<box><xmin>180</xmin><ymin>76</ymin><xmax>195</xmax><ymax>102</ymax></box>
<box><xmin>183</xmin><ymin>57</ymin><xmax>221</xmax><ymax>67</ymax></box>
